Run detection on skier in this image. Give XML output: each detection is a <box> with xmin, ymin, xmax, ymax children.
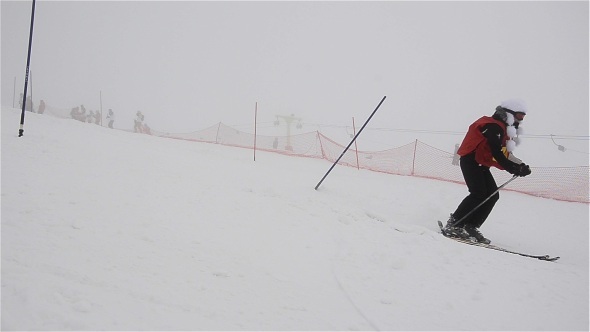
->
<box><xmin>443</xmin><ymin>99</ymin><xmax>532</xmax><ymax>244</ymax></box>
<box><xmin>70</xmin><ymin>106</ymin><xmax>85</xmax><ymax>122</ymax></box>
<box><xmin>94</xmin><ymin>110</ymin><xmax>101</xmax><ymax>125</ymax></box>
<box><xmin>38</xmin><ymin>99</ymin><xmax>46</xmax><ymax>114</ymax></box>
<box><xmin>106</xmin><ymin>109</ymin><xmax>115</xmax><ymax>129</ymax></box>
<box><xmin>134</xmin><ymin>111</ymin><xmax>144</xmax><ymax>133</ymax></box>
<box><xmin>87</xmin><ymin>110</ymin><xmax>95</xmax><ymax>123</ymax></box>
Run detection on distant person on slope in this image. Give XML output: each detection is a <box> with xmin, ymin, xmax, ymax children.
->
<box><xmin>106</xmin><ymin>109</ymin><xmax>115</xmax><ymax>129</ymax></box>
<box><xmin>94</xmin><ymin>110</ymin><xmax>101</xmax><ymax>125</ymax></box>
<box><xmin>134</xmin><ymin>111</ymin><xmax>144</xmax><ymax>133</ymax></box>
<box><xmin>87</xmin><ymin>110</ymin><xmax>95</xmax><ymax>123</ymax></box>
<box><xmin>38</xmin><ymin>99</ymin><xmax>46</xmax><ymax>114</ymax></box>
<box><xmin>442</xmin><ymin>99</ymin><xmax>532</xmax><ymax>244</ymax></box>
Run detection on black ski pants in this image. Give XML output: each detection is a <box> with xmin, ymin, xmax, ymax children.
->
<box><xmin>453</xmin><ymin>153</ymin><xmax>499</xmax><ymax>228</ymax></box>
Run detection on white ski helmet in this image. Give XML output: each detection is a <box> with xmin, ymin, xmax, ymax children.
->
<box><xmin>498</xmin><ymin>98</ymin><xmax>527</xmax><ymax>152</ymax></box>
<box><xmin>500</xmin><ymin>98</ymin><xmax>528</xmax><ymax>115</ymax></box>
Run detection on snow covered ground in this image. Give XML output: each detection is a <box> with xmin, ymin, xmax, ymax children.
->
<box><xmin>2</xmin><ymin>108</ymin><xmax>588</xmax><ymax>331</ymax></box>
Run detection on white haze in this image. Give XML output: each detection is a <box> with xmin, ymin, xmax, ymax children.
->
<box><xmin>1</xmin><ymin>1</ymin><xmax>588</xmax><ymax>162</ymax></box>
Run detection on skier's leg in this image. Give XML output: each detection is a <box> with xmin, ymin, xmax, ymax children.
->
<box><xmin>471</xmin><ymin>169</ymin><xmax>499</xmax><ymax>228</ymax></box>
<box><xmin>452</xmin><ymin>158</ymin><xmax>489</xmax><ymax>228</ymax></box>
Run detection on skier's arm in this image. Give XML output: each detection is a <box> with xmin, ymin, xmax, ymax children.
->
<box><xmin>481</xmin><ymin>123</ymin><xmax>519</xmax><ymax>172</ymax></box>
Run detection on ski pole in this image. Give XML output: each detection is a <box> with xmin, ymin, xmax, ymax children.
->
<box><xmin>450</xmin><ymin>175</ymin><xmax>518</xmax><ymax>227</ymax></box>
<box><xmin>314</xmin><ymin>96</ymin><xmax>386</xmax><ymax>190</ymax></box>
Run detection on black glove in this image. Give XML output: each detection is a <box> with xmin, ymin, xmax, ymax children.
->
<box><xmin>513</xmin><ymin>163</ymin><xmax>531</xmax><ymax>177</ymax></box>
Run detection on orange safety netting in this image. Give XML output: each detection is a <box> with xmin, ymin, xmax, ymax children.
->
<box><xmin>33</xmin><ymin>105</ymin><xmax>589</xmax><ymax>204</ymax></box>
<box><xmin>150</xmin><ymin>123</ymin><xmax>589</xmax><ymax>204</ymax></box>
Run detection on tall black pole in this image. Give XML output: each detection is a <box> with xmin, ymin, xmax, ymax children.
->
<box><xmin>314</xmin><ymin>96</ymin><xmax>386</xmax><ymax>190</ymax></box>
<box><xmin>100</xmin><ymin>91</ymin><xmax>103</xmax><ymax>126</ymax></box>
<box><xmin>19</xmin><ymin>0</ymin><xmax>37</xmax><ymax>137</ymax></box>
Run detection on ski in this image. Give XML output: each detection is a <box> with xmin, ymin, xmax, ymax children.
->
<box><xmin>437</xmin><ymin>220</ymin><xmax>560</xmax><ymax>262</ymax></box>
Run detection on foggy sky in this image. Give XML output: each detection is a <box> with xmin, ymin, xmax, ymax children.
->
<box><xmin>1</xmin><ymin>1</ymin><xmax>588</xmax><ymax>160</ymax></box>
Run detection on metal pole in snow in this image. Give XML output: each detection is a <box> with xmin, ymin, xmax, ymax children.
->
<box><xmin>254</xmin><ymin>102</ymin><xmax>257</xmax><ymax>161</ymax></box>
<box><xmin>100</xmin><ymin>91</ymin><xmax>103</xmax><ymax>126</ymax></box>
<box><xmin>314</xmin><ymin>96</ymin><xmax>386</xmax><ymax>190</ymax></box>
<box><xmin>18</xmin><ymin>0</ymin><xmax>37</xmax><ymax>137</ymax></box>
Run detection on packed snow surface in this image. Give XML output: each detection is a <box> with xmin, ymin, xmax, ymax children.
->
<box><xmin>2</xmin><ymin>109</ymin><xmax>588</xmax><ymax>330</ymax></box>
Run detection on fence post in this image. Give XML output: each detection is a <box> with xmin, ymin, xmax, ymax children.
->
<box><xmin>411</xmin><ymin>139</ymin><xmax>418</xmax><ymax>176</ymax></box>
<box><xmin>317</xmin><ymin>131</ymin><xmax>326</xmax><ymax>160</ymax></box>
<box><xmin>254</xmin><ymin>102</ymin><xmax>257</xmax><ymax>161</ymax></box>
<box><xmin>215</xmin><ymin>122</ymin><xmax>221</xmax><ymax>144</ymax></box>
<box><xmin>352</xmin><ymin>117</ymin><xmax>360</xmax><ymax>170</ymax></box>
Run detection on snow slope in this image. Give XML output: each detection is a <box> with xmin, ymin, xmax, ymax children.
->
<box><xmin>2</xmin><ymin>108</ymin><xmax>588</xmax><ymax>330</ymax></box>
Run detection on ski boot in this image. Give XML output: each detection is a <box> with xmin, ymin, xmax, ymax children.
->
<box><xmin>464</xmin><ymin>225</ymin><xmax>491</xmax><ymax>244</ymax></box>
<box><xmin>442</xmin><ymin>214</ymin><xmax>469</xmax><ymax>239</ymax></box>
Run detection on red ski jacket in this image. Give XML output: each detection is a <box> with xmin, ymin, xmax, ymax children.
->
<box><xmin>457</xmin><ymin>116</ymin><xmax>509</xmax><ymax>170</ymax></box>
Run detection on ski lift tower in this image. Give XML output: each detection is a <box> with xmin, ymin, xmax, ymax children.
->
<box><xmin>274</xmin><ymin>114</ymin><xmax>303</xmax><ymax>151</ymax></box>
